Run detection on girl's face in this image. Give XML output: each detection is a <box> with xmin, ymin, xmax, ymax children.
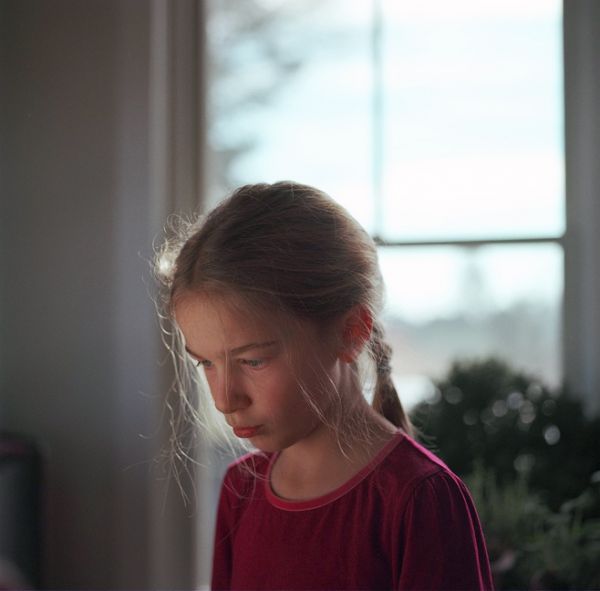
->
<box><xmin>174</xmin><ymin>294</ymin><xmax>341</xmax><ymax>453</ymax></box>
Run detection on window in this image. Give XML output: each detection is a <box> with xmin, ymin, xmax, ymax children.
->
<box><xmin>205</xmin><ymin>0</ymin><xmax>563</xmax><ymax>408</ymax></box>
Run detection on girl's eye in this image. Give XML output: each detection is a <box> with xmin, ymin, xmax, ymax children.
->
<box><xmin>240</xmin><ymin>358</ymin><xmax>265</xmax><ymax>369</ymax></box>
<box><xmin>195</xmin><ymin>359</ymin><xmax>214</xmax><ymax>370</ymax></box>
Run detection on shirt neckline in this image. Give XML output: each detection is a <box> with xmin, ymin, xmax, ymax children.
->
<box><xmin>264</xmin><ymin>430</ymin><xmax>406</xmax><ymax>511</ymax></box>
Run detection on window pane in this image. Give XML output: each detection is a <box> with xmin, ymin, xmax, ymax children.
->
<box><xmin>206</xmin><ymin>1</ymin><xmax>563</xmax><ymax>241</ymax></box>
<box><xmin>379</xmin><ymin>243</ymin><xmax>563</xmax><ymax>409</ymax></box>
<box><xmin>381</xmin><ymin>1</ymin><xmax>564</xmax><ymax>240</ymax></box>
<box><xmin>205</xmin><ymin>0</ymin><xmax>375</xmax><ymax>227</ymax></box>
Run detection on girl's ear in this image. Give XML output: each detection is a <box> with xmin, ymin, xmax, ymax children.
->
<box><xmin>339</xmin><ymin>305</ymin><xmax>373</xmax><ymax>363</ymax></box>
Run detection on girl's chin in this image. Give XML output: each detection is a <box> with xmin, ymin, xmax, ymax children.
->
<box><xmin>245</xmin><ymin>434</ymin><xmax>287</xmax><ymax>454</ymax></box>
<box><xmin>249</xmin><ymin>440</ymin><xmax>280</xmax><ymax>453</ymax></box>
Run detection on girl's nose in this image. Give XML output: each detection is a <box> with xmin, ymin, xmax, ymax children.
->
<box><xmin>211</xmin><ymin>374</ymin><xmax>250</xmax><ymax>415</ymax></box>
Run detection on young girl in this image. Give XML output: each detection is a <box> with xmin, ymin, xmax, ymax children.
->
<box><xmin>159</xmin><ymin>181</ymin><xmax>494</xmax><ymax>590</ymax></box>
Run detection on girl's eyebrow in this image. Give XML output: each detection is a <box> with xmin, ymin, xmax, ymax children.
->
<box><xmin>184</xmin><ymin>340</ymin><xmax>279</xmax><ymax>359</ymax></box>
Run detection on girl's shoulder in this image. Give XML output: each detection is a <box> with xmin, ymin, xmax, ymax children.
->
<box><xmin>220</xmin><ymin>450</ymin><xmax>272</xmax><ymax>499</ymax></box>
<box><xmin>384</xmin><ymin>433</ymin><xmax>451</xmax><ymax>476</ymax></box>
<box><xmin>230</xmin><ymin>450</ymin><xmax>271</xmax><ymax>471</ymax></box>
<box><xmin>373</xmin><ymin>432</ymin><xmax>464</xmax><ymax>503</ymax></box>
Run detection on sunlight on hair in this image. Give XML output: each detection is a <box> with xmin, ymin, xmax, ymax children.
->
<box><xmin>157</xmin><ymin>250</ymin><xmax>176</xmax><ymax>278</ymax></box>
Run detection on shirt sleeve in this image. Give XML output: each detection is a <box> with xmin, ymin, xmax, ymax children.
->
<box><xmin>397</xmin><ymin>470</ymin><xmax>494</xmax><ymax>591</ymax></box>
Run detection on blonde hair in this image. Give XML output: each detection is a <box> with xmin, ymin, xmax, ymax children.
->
<box><xmin>157</xmin><ymin>181</ymin><xmax>413</xmax><ymax>459</ymax></box>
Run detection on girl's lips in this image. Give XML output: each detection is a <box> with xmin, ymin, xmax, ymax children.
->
<box><xmin>233</xmin><ymin>425</ymin><xmax>261</xmax><ymax>438</ymax></box>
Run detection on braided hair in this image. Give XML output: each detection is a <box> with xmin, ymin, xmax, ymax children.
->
<box><xmin>370</xmin><ymin>321</ymin><xmax>413</xmax><ymax>436</ymax></box>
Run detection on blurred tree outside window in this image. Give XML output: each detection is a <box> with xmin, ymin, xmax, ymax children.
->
<box><xmin>205</xmin><ymin>0</ymin><xmax>564</xmax><ymax>409</ymax></box>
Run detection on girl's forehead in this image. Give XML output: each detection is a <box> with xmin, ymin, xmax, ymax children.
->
<box><xmin>176</xmin><ymin>294</ymin><xmax>271</xmax><ymax>339</ymax></box>
<box><xmin>174</xmin><ymin>293</ymin><xmax>329</xmax><ymax>356</ymax></box>
<box><xmin>176</xmin><ymin>294</ymin><xmax>296</xmax><ymax>350</ymax></box>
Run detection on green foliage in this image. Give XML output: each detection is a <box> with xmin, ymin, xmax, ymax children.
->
<box><xmin>412</xmin><ymin>358</ymin><xmax>600</xmax><ymax>512</ymax></box>
<box><xmin>411</xmin><ymin>358</ymin><xmax>600</xmax><ymax>589</ymax></box>
<box><xmin>528</xmin><ymin>509</ymin><xmax>600</xmax><ymax>590</ymax></box>
<box><xmin>466</xmin><ymin>463</ymin><xmax>600</xmax><ymax>589</ymax></box>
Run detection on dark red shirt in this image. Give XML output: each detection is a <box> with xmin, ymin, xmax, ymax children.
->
<box><xmin>212</xmin><ymin>432</ymin><xmax>494</xmax><ymax>590</ymax></box>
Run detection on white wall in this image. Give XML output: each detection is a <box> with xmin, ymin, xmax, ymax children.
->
<box><xmin>0</xmin><ymin>1</ymin><xmax>203</xmax><ymax>588</ymax></box>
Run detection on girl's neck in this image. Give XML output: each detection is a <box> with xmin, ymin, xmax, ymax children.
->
<box><xmin>270</xmin><ymin>400</ymin><xmax>398</xmax><ymax>501</ymax></box>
